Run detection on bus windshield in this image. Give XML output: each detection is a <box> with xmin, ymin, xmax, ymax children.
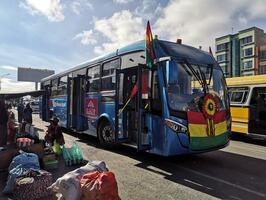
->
<box><xmin>165</xmin><ymin>61</ymin><xmax>228</xmax><ymax>112</ymax></box>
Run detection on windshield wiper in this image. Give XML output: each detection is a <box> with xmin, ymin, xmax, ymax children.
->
<box><xmin>182</xmin><ymin>61</ymin><xmax>206</xmax><ymax>92</ymax></box>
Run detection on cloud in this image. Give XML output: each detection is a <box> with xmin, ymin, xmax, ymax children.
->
<box><xmin>113</xmin><ymin>0</ymin><xmax>133</xmax><ymax>4</ymax></box>
<box><xmin>154</xmin><ymin>0</ymin><xmax>266</xmax><ymax>49</ymax></box>
<box><xmin>75</xmin><ymin>10</ymin><xmax>144</xmax><ymax>54</ymax></box>
<box><xmin>71</xmin><ymin>0</ymin><xmax>93</xmax><ymax>15</ymax></box>
<box><xmin>19</xmin><ymin>0</ymin><xmax>65</xmax><ymax>22</ymax></box>
<box><xmin>0</xmin><ymin>78</ymin><xmax>35</xmax><ymax>93</ymax></box>
<box><xmin>73</xmin><ymin>30</ymin><xmax>97</xmax><ymax>45</ymax></box>
<box><xmin>135</xmin><ymin>0</ymin><xmax>163</xmax><ymax>21</ymax></box>
<box><xmin>0</xmin><ymin>65</ymin><xmax>17</xmax><ymax>71</ymax></box>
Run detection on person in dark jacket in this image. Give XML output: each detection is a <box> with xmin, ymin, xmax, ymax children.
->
<box><xmin>0</xmin><ymin>100</ymin><xmax>8</xmax><ymax>146</ymax></box>
<box><xmin>17</xmin><ymin>101</ymin><xmax>24</xmax><ymax>123</ymax></box>
<box><xmin>23</xmin><ymin>103</ymin><xmax>33</xmax><ymax>124</ymax></box>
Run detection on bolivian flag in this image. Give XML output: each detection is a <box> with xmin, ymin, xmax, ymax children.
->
<box><xmin>146</xmin><ymin>21</ymin><xmax>155</xmax><ymax>68</ymax></box>
<box><xmin>187</xmin><ymin>111</ymin><xmax>229</xmax><ymax>150</ymax></box>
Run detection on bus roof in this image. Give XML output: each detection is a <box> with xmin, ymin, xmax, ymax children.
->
<box><xmin>42</xmin><ymin>39</ymin><xmax>216</xmax><ymax>82</ymax></box>
<box><xmin>226</xmin><ymin>74</ymin><xmax>266</xmax><ymax>86</ymax></box>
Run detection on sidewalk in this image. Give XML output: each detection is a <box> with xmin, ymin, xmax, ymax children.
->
<box><xmin>0</xmin><ymin>111</ymin><xmax>87</xmax><ymax>200</ymax></box>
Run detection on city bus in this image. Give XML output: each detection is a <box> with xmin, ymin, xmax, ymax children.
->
<box><xmin>40</xmin><ymin>38</ymin><xmax>231</xmax><ymax>156</ymax></box>
<box><xmin>226</xmin><ymin>75</ymin><xmax>266</xmax><ymax>136</ymax></box>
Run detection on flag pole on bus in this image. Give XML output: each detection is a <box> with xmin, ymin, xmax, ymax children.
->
<box><xmin>118</xmin><ymin>21</ymin><xmax>155</xmax><ymax>116</ymax></box>
<box><xmin>146</xmin><ymin>20</ymin><xmax>155</xmax><ymax>68</ymax></box>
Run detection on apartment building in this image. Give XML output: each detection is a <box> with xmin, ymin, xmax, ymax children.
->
<box><xmin>215</xmin><ymin>27</ymin><xmax>266</xmax><ymax>77</ymax></box>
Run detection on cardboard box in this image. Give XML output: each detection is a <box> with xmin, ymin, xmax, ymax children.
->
<box><xmin>42</xmin><ymin>153</ymin><xmax>56</xmax><ymax>162</ymax></box>
<box><xmin>26</xmin><ymin>143</ymin><xmax>45</xmax><ymax>158</ymax></box>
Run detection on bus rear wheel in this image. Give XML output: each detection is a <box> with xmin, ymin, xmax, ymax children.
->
<box><xmin>98</xmin><ymin>120</ymin><xmax>117</xmax><ymax>148</ymax></box>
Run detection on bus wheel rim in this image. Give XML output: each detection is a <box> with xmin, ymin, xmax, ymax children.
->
<box><xmin>102</xmin><ymin>126</ymin><xmax>114</xmax><ymax>143</ymax></box>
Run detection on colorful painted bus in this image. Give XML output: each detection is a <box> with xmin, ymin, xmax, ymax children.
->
<box><xmin>40</xmin><ymin>35</ymin><xmax>231</xmax><ymax>156</ymax></box>
<box><xmin>226</xmin><ymin>74</ymin><xmax>266</xmax><ymax>136</ymax></box>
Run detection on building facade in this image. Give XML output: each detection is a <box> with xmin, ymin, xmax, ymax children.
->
<box><xmin>215</xmin><ymin>27</ymin><xmax>266</xmax><ymax>77</ymax></box>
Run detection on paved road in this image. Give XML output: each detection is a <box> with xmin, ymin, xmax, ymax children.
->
<box><xmin>2</xmin><ymin>113</ymin><xmax>266</xmax><ymax>200</ymax></box>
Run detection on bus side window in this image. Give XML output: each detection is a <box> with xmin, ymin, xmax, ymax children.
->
<box><xmin>87</xmin><ymin>65</ymin><xmax>101</xmax><ymax>92</ymax></box>
<box><xmin>151</xmin><ymin>71</ymin><xmax>162</xmax><ymax>114</ymax></box>
<box><xmin>101</xmin><ymin>59</ymin><xmax>120</xmax><ymax>91</ymax></box>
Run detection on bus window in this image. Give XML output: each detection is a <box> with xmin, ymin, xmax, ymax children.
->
<box><xmin>151</xmin><ymin>71</ymin><xmax>162</xmax><ymax>114</ymax></box>
<box><xmin>102</xmin><ymin>59</ymin><xmax>120</xmax><ymax>91</ymax></box>
<box><xmin>229</xmin><ymin>87</ymin><xmax>249</xmax><ymax>104</ymax></box>
<box><xmin>51</xmin><ymin>78</ymin><xmax>58</xmax><ymax>97</ymax></box>
<box><xmin>73</xmin><ymin>68</ymin><xmax>87</xmax><ymax>77</ymax></box>
<box><xmin>58</xmin><ymin>75</ymin><xmax>68</xmax><ymax>96</ymax></box>
<box><xmin>87</xmin><ymin>65</ymin><xmax>100</xmax><ymax>92</ymax></box>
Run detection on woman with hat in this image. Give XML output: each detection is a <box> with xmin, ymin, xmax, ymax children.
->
<box><xmin>44</xmin><ymin>117</ymin><xmax>65</xmax><ymax>146</ymax></box>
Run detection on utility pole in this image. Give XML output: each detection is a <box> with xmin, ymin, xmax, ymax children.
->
<box><xmin>0</xmin><ymin>73</ymin><xmax>10</xmax><ymax>91</ymax></box>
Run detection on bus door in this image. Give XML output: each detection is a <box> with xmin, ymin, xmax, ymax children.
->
<box><xmin>41</xmin><ymin>85</ymin><xmax>50</xmax><ymax>121</ymax></box>
<box><xmin>249</xmin><ymin>87</ymin><xmax>266</xmax><ymax>135</ymax></box>
<box><xmin>115</xmin><ymin>66</ymin><xmax>151</xmax><ymax>150</ymax></box>
<box><xmin>68</xmin><ymin>75</ymin><xmax>88</xmax><ymax>131</ymax></box>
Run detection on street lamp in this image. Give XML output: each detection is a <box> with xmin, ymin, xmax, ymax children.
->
<box><xmin>0</xmin><ymin>73</ymin><xmax>10</xmax><ymax>91</ymax></box>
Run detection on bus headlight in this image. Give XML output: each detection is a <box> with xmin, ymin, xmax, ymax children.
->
<box><xmin>165</xmin><ymin>119</ymin><xmax>187</xmax><ymax>133</ymax></box>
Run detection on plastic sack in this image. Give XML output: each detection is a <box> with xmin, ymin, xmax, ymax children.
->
<box><xmin>62</xmin><ymin>143</ymin><xmax>83</xmax><ymax>166</ymax></box>
<box><xmin>48</xmin><ymin>161</ymin><xmax>108</xmax><ymax>200</ymax></box>
<box><xmin>3</xmin><ymin>152</ymin><xmax>40</xmax><ymax>194</ymax></box>
<box><xmin>80</xmin><ymin>171</ymin><xmax>120</xmax><ymax>200</ymax></box>
<box><xmin>52</xmin><ymin>141</ymin><xmax>62</xmax><ymax>155</ymax></box>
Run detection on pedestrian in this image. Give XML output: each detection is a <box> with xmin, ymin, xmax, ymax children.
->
<box><xmin>0</xmin><ymin>100</ymin><xmax>8</xmax><ymax>147</ymax></box>
<box><xmin>7</xmin><ymin>111</ymin><xmax>17</xmax><ymax>145</ymax></box>
<box><xmin>17</xmin><ymin>100</ymin><xmax>24</xmax><ymax>123</ymax></box>
<box><xmin>23</xmin><ymin>103</ymin><xmax>33</xmax><ymax>124</ymax></box>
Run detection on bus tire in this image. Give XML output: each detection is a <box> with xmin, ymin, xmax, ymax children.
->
<box><xmin>98</xmin><ymin>120</ymin><xmax>118</xmax><ymax>148</ymax></box>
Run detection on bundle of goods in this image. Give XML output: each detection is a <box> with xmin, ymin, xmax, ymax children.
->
<box><xmin>13</xmin><ymin>169</ymin><xmax>53</xmax><ymax>200</ymax></box>
<box><xmin>80</xmin><ymin>171</ymin><xmax>120</xmax><ymax>200</ymax></box>
<box><xmin>49</xmin><ymin>161</ymin><xmax>108</xmax><ymax>200</ymax></box>
<box><xmin>3</xmin><ymin>152</ymin><xmax>40</xmax><ymax>194</ymax></box>
<box><xmin>62</xmin><ymin>143</ymin><xmax>84</xmax><ymax>166</ymax></box>
<box><xmin>16</xmin><ymin>123</ymin><xmax>40</xmax><ymax>142</ymax></box>
<box><xmin>16</xmin><ymin>138</ymin><xmax>34</xmax><ymax>148</ymax></box>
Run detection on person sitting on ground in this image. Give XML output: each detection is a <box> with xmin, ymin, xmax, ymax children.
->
<box><xmin>7</xmin><ymin>112</ymin><xmax>17</xmax><ymax>145</ymax></box>
<box><xmin>45</xmin><ymin>117</ymin><xmax>65</xmax><ymax>146</ymax></box>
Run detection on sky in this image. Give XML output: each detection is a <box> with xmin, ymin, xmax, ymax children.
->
<box><xmin>0</xmin><ymin>0</ymin><xmax>266</xmax><ymax>92</ymax></box>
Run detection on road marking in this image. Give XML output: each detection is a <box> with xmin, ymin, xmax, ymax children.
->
<box><xmin>177</xmin><ymin>166</ymin><xmax>266</xmax><ymax>198</ymax></box>
<box><xmin>184</xmin><ymin>179</ymin><xmax>212</xmax><ymax>190</ymax></box>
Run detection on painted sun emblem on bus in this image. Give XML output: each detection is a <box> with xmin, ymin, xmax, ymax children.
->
<box><xmin>203</xmin><ymin>94</ymin><xmax>217</xmax><ymax>119</ymax></box>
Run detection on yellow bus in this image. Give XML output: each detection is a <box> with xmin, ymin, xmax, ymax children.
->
<box><xmin>226</xmin><ymin>75</ymin><xmax>266</xmax><ymax>136</ymax></box>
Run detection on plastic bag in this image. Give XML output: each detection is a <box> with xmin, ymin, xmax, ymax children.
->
<box><xmin>80</xmin><ymin>171</ymin><xmax>120</xmax><ymax>200</ymax></box>
<box><xmin>52</xmin><ymin>141</ymin><xmax>62</xmax><ymax>155</ymax></box>
<box><xmin>62</xmin><ymin>143</ymin><xmax>83</xmax><ymax>166</ymax></box>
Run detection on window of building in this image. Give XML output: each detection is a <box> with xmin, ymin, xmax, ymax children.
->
<box><xmin>243</xmin><ymin>60</ymin><xmax>253</xmax><ymax>69</ymax></box>
<box><xmin>217</xmin><ymin>54</ymin><xmax>227</xmax><ymax>62</ymax></box>
<box><xmin>101</xmin><ymin>59</ymin><xmax>120</xmax><ymax>91</ymax></box>
<box><xmin>259</xmin><ymin>65</ymin><xmax>266</xmax><ymax>74</ymax></box>
<box><xmin>241</xmin><ymin>36</ymin><xmax>253</xmax><ymax>45</ymax></box>
<box><xmin>87</xmin><ymin>65</ymin><xmax>100</xmax><ymax>92</ymax></box>
<box><xmin>243</xmin><ymin>48</ymin><xmax>253</xmax><ymax>57</ymax></box>
<box><xmin>216</xmin><ymin>43</ymin><xmax>228</xmax><ymax>51</ymax></box>
<box><xmin>243</xmin><ymin>71</ymin><xmax>254</xmax><ymax>76</ymax></box>
<box><xmin>259</xmin><ymin>50</ymin><xmax>266</xmax><ymax>60</ymax></box>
